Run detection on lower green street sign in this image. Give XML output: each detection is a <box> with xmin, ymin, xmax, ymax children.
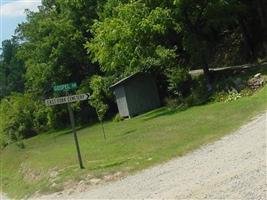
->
<box><xmin>45</xmin><ymin>93</ymin><xmax>90</xmax><ymax>106</ymax></box>
<box><xmin>53</xmin><ymin>82</ymin><xmax>77</xmax><ymax>92</ymax></box>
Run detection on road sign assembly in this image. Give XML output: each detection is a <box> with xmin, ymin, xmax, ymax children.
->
<box><xmin>45</xmin><ymin>83</ymin><xmax>89</xmax><ymax>169</ymax></box>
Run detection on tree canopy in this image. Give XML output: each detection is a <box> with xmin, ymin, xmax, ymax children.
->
<box><xmin>87</xmin><ymin>1</ymin><xmax>176</xmax><ymax>77</ymax></box>
<box><xmin>0</xmin><ymin>39</ymin><xmax>25</xmax><ymax>99</ymax></box>
<box><xmin>0</xmin><ymin>0</ymin><xmax>266</xmax><ymax>147</ymax></box>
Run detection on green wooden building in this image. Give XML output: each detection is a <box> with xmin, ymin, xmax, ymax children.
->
<box><xmin>110</xmin><ymin>73</ymin><xmax>161</xmax><ymax>118</ymax></box>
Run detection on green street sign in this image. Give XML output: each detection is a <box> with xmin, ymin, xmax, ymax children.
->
<box><xmin>53</xmin><ymin>82</ymin><xmax>77</xmax><ymax>92</ymax></box>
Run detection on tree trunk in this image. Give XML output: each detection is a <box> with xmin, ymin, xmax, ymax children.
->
<box><xmin>256</xmin><ymin>0</ymin><xmax>267</xmax><ymax>54</ymax></box>
<box><xmin>238</xmin><ymin>16</ymin><xmax>256</xmax><ymax>60</ymax></box>
<box><xmin>202</xmin><ymin>61</ymin><xmax>212</xmax><ymax>92</ymax></box>
<box><xmin>100</xmin><ymin>120</ymin><xmax>106</xmax><ymax>141</ymax></box>
<box><xmin>256</xmin><ymin>0</ymin><xmax>267</xmax><ymax>28</ymax></box>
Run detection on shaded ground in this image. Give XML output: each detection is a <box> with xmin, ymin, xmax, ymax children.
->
<box><xmin>40</xmin><ymin>112</ymin><xmax>267</xmax><ymax>199</ymax></box>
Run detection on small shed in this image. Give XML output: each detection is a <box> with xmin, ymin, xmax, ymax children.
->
<box><xmin>110</xmin><ymin>73</ymin><xmax>161</xmax><ymax>118</ymax></box>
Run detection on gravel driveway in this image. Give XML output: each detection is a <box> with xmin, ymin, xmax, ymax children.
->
<box><xmin>36</xmin><ymin>112</ymin><xmax>267</xmax><ymax>199</ymax></box>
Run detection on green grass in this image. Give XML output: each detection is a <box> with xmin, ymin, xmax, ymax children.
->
<box><xmin>1</xmin><ymin>83</ymin><xmax>267</xmax><ymax>199</ymax></box>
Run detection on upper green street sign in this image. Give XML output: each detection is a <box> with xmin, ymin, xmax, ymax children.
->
<box><xmin>53</xmin><ymin>82</ymin><xmax>77</xmax><ymax>92</ymax></box>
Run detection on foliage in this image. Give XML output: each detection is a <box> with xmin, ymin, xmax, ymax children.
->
<box><xmin>0</xmin><ymin>39</ymin><xmax>25</xmax><ymax>99</ymax></box>
<box><xmin>163</xmin><ymin>97</ymin><xmax>187</xmax><ymax>110</ymax></box>
<box><xmin>89</xmin><ymin>75</ymin><xmax>111</xmax><ymax>121</ymax></box>
<box><xmin>224</xmin><ymin>90</ymin><xmax>242</xmax><ymax>102</ymax></box>
<box><xmin>0</xmin><ymin>93</ymin><xmax>52</xmax><ymax>148</ymax></box>
<box><xmin>86</xmin><ymin>1</ymin><xmax>176</xmax><ymax>77</ymax></box>
<box><xmin>12</xmin><ymin>0</ymin><xmax>106</xmax><ymax>131</ymax></box>
<box><xmin>239</xmin><ymin>88</ymin><xmax>254</xmax><ymax>97</ymax></box>
<box><xmin>166</xmin><ymin>67</ymin><xmax>192</xmax><ymax>97</ymax></box>
<box><xmin>211</xmin><ymin>91</ymin><xmax>229</xmax><ymax>102</ymax></box>
<box><xmin>1</xmin><ymin>0</ymin><xmax>267</xmax><ymax>147</ymax></box>
<box><xmin>173</xmin><ymin>0</ymin><xmax>241</xmax><ymax>67</ymax></box>
<box><xmin>16</xmin><ymin>0</ymin><xmax>100</xmax><ymax>97</ymax></box>
<box><xmin>212</xmin><ymin>88</ymin><xmax>254</xmax><ymax>103</ymax></box>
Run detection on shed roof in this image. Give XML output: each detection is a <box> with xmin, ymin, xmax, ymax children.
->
<box><xmin>110</xmin><ymin>72</ymin><xmax>144</xmax><ymax>89</ymax></box>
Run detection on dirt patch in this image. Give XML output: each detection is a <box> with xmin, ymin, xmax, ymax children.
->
<box><xmin>19</xmin><ymin>163</ymin><xmax>42</xmax><ymax>183</ymax></box>
<box><xmin>38</xmin><ymin>171</ymin><xmax>127</xmax><ymax>198</ymax></box>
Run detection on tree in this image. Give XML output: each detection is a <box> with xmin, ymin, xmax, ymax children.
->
<box><xmin>173</xmin><ymin>0</ymin><xmax>241</xmax><ymax>89</ymax></box>
<box><xmin>236</xmin><ymin>0</ymin><xmax>267</xmax><ymax>59</ymax></box>
<box><xmin>16</xmin><ymin>0</ymin><xmax>102</xmax><ymax>97</ymax></box>
<box><xmin>15</xmin><ymin>0</ymin><xmax>106</xmax><ymax>126</ymax></box>
<box><xmin>0</xmin><ymin>39</ymin><xmax>25</xmax><ymax>99</ymax></box>
<box><xmin>86</xmin><ymin>1</ymin><xmax>176</xmax><ymax>79</ymax></box>
<box><xmin>0</xmin><ymin>93</ymin><xmax>53</xmax><ymax>148</ymax></box>
<box><xmin>89</xmin><ymin>75</ymin><xmax>112</xmax><ymax>140</ymax></box>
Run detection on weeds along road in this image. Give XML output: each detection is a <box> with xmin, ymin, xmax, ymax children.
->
<box><xmin>42</xmin><ymin>112</ymin><xmax>267</xmax><ymax>199</ymax></box>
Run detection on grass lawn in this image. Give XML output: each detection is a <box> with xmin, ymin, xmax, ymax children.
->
<box><xmin>1</xmin><ymin>74</ymin><xmax>267</xmax><ymax>199</ymax></box>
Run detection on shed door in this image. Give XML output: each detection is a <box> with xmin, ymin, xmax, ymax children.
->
<box><xmin>114</xmin><ymin>86</ymin><xmax>129</xmax><ymax>117</ymax></box>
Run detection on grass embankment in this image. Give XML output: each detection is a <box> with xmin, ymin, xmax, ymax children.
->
<box><xmin>1</xmin><ymin>70</ymin><xmax>267</xmax><ymax>199</ymax></box>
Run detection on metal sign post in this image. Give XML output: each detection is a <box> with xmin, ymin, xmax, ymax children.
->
<box><xmin>45</xmin><ymin>83</ymin><xmax>90</xmax><ymax>169</ymax></box>
<box><xmin>67</xmin><ymin>102</ymin><xmax>84</xmax><ymax>169</ymax></box>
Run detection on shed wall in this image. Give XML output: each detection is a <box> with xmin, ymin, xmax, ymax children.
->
<box><xmin>113</xmin><ymin>86</ymin><xmax>129</xmax><ymax>117</ymax></box>
<box><xmin>125</xmin><ymin>75</ymin><xmax>160</xmax><ymax>117</ymax></box>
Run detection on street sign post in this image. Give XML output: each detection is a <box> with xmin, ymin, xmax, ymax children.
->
<box><xmin>45</xmin><ymin>85</ymin><xmax>89</xmax><ymax>169</ymax></box>
<box><xmin>67</xmin><ymin>102</ymin><xmax>84</xmax><ymax>169</ymax></box>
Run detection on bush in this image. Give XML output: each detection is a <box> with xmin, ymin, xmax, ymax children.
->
<box><xmin>164</xmin><ymin>75</ymin><xmax>210</xmax><ymax>110</ymax></box>
<box><xmin>164</xmin><ymin>97</ymin><xmax>181</xmax><ymax>109</ymax></box>
<box><xmin>239</xmin><ymin>88</ymin><xmax>254</xmax><ymax>97</ymax></box>
<box><xmin>224</xmin><ymin>90</ymin><xmax>242</xmax><ymax>102</ymax></box>
<box><xmin>0</xmin><ymin>93</ymin><xmax>52</xmax><ymax>148</ymax></box>
<box><xmin>88</xmin><ymin>75</ymin><xmax>113</xmax><ymax>122</ymax></box>
<box><xmin>163</xmin><ymin>97</ymin><xmax>188</xmax><ymax>110</ymax></box>
<box><xmin>211</xmin><ymin>87</ymin><xmax>255</xmax><ymax>103</ymax></box>
<box><xmin>187</xmin><ymin>77</ymin><xmax>211</xmax><ymax>105</ymax></box>
<box><xmin>211</xmin><ymin>91</ymin><xmax>229</xmax><ymax>102</ymax></box>
<box><xmin>166</xmin><ymin>67</ymin><xmax>192</xmax><ymax>97</ymax></box>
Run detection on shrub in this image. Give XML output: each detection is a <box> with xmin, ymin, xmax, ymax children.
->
<box><xmin>88</xmin><ymin>75</ymin><xmax>112</xmax><ymax>122</ymax></box>
<box><xmin>211</xmin><ymin>91</ymin><xmax>229</xmax><ymax>102</ymax></box>
<box><xmin>0</xmin><ymin>93</ymin><xmax>52</xmax><ymax>148</ymax></box>
<box><xmin>188</xmin><ymin>77</ymin><xmax>210</xmax><ymax>105</ymax></box>
<box><xmin>164</xmin><ymin>97</ymin><xmax>181</xmax><ymax>109</ymax></box>
<box><xmin>211</xmin><ymin>87</ymin><xmax>254</xmax><ymax>103</ymax></box>
<box><xmin>163</xmin><ymin>97</ymin><xmax>188</xmax><ymax>110</ymax></box>
<box><xmin>212</xmin><ymin>90</ymin><xmax>241</xmax><ymax>103</ymax></box>
<box><xmin>239</xmin><ymin>88</ymin><xmax>254</xmax><ymax>97</ymax></box>
<box><xmin>166</xmin><ymin>67</ymin><xmax>192</xmax><ymax>97</ymax></box>
<box><xmin>224</xmin><ymin>90</ymin><xmax>242</xmax><ymax>102</ymax></box>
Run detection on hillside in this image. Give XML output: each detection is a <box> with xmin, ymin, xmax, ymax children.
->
<box><xmin>1</xmin><ymin>83</ymin><xmax>267</xmax><ymax>199</ymax></box>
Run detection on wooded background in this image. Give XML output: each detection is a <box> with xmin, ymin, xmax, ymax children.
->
<box><xmin>0</xmin><ymin>0</ymin><xmax>266</xmax><ymax>147</ymax></box>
